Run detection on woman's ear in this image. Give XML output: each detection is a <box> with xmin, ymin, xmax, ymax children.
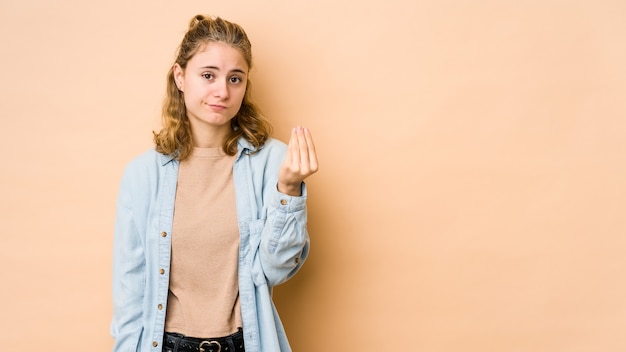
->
<box><xmin>173</xmin><ymin>63</ymin><xmax>184</xmax><ymax>92</ymax></box>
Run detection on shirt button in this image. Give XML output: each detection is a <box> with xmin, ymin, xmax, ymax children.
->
<box><xmin>153</xmin><ymin>341</ymin><xmax>159</xmax><ymax>347</ymax></box>
<box><xmin>160</xmin><ymin>268</ymin><xmax>165</xmax><ymax>275</ymax></box>
<box><xmin>158</xmin><ymin>304</ymin><xmax>163</xmax><ymax>310</ymax></box>
<box><xmin>295</xmin><ymin>257</ymin><xmax>301</xmax><ymax>264</ymax></box>
<box><xmin>280</xmin><ymin>199</ymin><xmax>287</xmax><ymax>205</ymax></box>
<box><xmin>161</xmin><ymin>231</ymin><xmax>167</xmax><ymax>237</ymax></box>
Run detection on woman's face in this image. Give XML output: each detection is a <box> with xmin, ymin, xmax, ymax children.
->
<box><xmin>174</xmin><ymin>42</ymin><xmax>248</xmax><ymax>138</ymax></box>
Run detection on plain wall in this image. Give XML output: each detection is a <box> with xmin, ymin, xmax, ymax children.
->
<box><xmin>1</xmin><ymin>0</ymin><xmax>625</xmax><ymax>351</ymax></box>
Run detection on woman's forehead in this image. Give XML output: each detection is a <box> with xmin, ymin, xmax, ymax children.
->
<box><xmin>189</xmin><ymin>41</ymin><xmax>249</xmax><ymax>70</ymax></box>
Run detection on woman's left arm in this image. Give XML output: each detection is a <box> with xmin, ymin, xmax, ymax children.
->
<box><xmin>258</xmin><ymin>127</ymin><xmax>318</xmax><ymax>286</ymax></box>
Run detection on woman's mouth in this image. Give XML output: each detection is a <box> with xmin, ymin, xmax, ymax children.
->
<box><xmin>207</xmin><ymin>104</ymin><xmax>226</xmax><ymax>111</ymax></box>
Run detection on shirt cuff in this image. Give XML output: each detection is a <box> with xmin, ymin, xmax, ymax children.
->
<box><xmin>273</xmin><ymin>182</ymin><xmax>307</xmax><ymax>212</ymax></box>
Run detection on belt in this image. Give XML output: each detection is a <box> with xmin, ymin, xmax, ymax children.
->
<box><xmin>163</xmin><ymin>329</ymin><xmax>245</xmax><ymax>352</ymax></box>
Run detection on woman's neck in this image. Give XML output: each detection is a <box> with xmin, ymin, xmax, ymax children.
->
<box><xmin>191</xmin><ymin>124</ymin><xmax>231</xmax><ymax>148</ymax></box>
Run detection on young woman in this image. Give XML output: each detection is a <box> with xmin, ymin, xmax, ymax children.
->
<box><xmin>111</xmin><ymin>15</ymin><xmax>318</xmax><ymax>352</ymax></box>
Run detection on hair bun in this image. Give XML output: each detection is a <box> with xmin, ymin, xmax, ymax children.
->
<box><xmin>190</xmin><ymin>14</ymin><xmax>207</xmax><ymax>29</ymax></box>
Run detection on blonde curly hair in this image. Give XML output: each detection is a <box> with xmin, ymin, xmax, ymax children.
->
<box><xmin>153</xmin><ymin>15</ymin><xmax>272</xmax><ymax>160</ymax></box>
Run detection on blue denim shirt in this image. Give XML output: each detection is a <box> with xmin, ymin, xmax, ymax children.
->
<box><xmin>111</xmin><ymin>138</ymin><xmax>309</xmax><ymax>352</ymax></box>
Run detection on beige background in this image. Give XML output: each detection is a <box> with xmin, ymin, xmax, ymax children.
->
<box><xmin>1</xmin><ymin>0</ymin><xmax>625</xmax><ymax>351</ymax></box>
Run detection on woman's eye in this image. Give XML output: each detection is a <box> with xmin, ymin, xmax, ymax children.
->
<box><xmin>202</xmin><ymin>73</ymin><xmax>214</xmax><ymax>80</ymax></box>
<box><xmin>229</xmin><ymin>76</ymin><xmax>242</xmax><ymax>84</ymax></box>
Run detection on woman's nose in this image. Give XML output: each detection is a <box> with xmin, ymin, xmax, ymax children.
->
<box><xmin>212</xmin><ymin>79</ymin><xmax>229</xmax><ymax>99</ymax></box>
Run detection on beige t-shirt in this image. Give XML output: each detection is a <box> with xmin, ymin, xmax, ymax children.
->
<box><xmin>164</xmin><ymin>147</ymin><xmax>242</xmax><ymax>337</ymax></box>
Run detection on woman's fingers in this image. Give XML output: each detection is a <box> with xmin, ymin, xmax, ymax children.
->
<box><xmin>303</xmin><ymin>127</ymin><xmax>318</xmax><ymax>173</ymax></box>
<box><xmin>290</xmin><ymin>126</ymin><xmax>318</xmax><ymax>176</ymax></box>
<box><xmin>296</xmin><ymin>127</ymin><xmax>309</xmax><ymax>169</ymax></box>
<box><xmin>278</xmin><ymin>126</ymin><xmax>319</xmax><ymax>195</ymax></box>
<box><xmin>284</xmin><ymin>127</ymin><xmax>319</xmax><ymax>176</ymax></box>
<box><xmin>288</xmin><ymin>127</ymin><xmax>298</xmax><ymax>166</ymax></box>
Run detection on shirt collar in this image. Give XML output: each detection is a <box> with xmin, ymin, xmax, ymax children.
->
<box><xmin>157</xmin><ymin>137</ymin><xmax>264</xmax><ymax>166</ymax></box>
<box><xmin>236</xmin><ymin>137</ymin><xmax>261</xmax><ymax>160</ymax></box>
<box><xmin>159</xmin><ymin>151</ymin><xmax>177</xmax><ymax>166</ymax></box>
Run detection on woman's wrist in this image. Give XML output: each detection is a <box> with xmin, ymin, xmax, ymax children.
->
<box><xmin>277</xmin><ymin>181</ymin><xmax>302</xmax><ymax>196</ymax></box>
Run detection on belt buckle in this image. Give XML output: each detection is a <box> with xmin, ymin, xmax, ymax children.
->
<box><xmin>199</xmin><ymin>340</ymin><xmax>221</xmax><ymax>352</ymax></box>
